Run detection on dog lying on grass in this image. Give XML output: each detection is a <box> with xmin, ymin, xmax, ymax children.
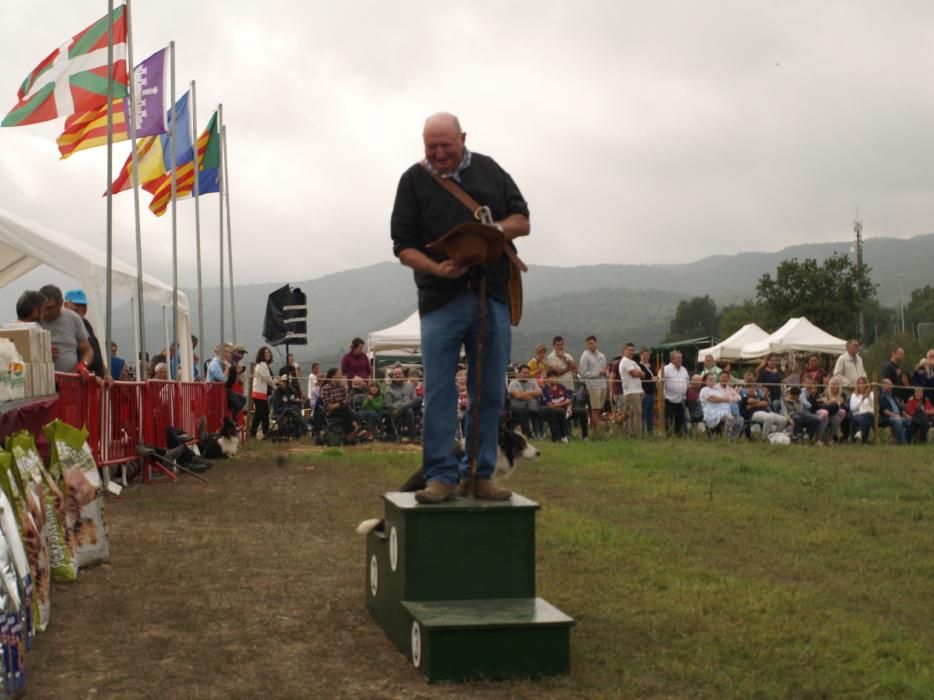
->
<box><xmin>356</xmin><ymin>426</ymin><xmax>540</xmax><ymax>535</ymax></box>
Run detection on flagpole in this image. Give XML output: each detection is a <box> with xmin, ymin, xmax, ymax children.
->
<box><xmin>125</xmin><ymin>0</ymin><xmax>147</xmax><ymax>381</ymax></box>
<box><xmin>221</xmin><ymin>123</ymin><xmax>237</xmax><ymax>343</ymax></box>
<box><xmin>169</xmin><ymin>40</ymin><xmax>179</xmax><ymax>380</ymax></box>
<box><xmin>218</xmin><ymin>103</ymin><xmax>225</xmax><ymax>346</ymax></box>
<box><xmin>191</xmin><ymin>80</ymin><xmax>205</xmax><ymax>375</ymax></box>
<box><xmin>104</xmin><ymin>0</ymin><xmax>115</xmax><ymax>372</ymax></box>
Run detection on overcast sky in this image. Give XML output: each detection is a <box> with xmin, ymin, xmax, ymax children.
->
<box><xmin>1</xmin><ymin>1</ymin><xmax>932</xmax><ymax>291</ymax></box>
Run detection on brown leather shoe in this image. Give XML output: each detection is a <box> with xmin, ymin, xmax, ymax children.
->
<box><xmin>414</xmin><ymin>480</ymin><xmax>458</xmax><ymax>504</ymax></box>
<box><xmin>473</xmin><ymin>478</ymin><xmax>512</xmax><ymax>501</ymax></box>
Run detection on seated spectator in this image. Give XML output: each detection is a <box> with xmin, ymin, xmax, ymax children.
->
<box><xmin>153</xmin><ymin>362</ymin><xmax>170</xmax><ymax>381</ymax></box>
<box><xmin>685</xmin><ymin>374</ymin><xmax>705</xmax><ymax>431</ymax></box>
<box><xmin>815</xmin><ymin>377</ymin><xmax>848</xmax><ymax>443</ymax></box>
<box><xmin>800</xmin><ymin>353</ymin><xmax>828</xmax><ymax>389</ymax></box>
<box><xmin>508</xmin><ymin>364</ymin><xmax>544</xmax><ymax>438</ymax></box>
<box><xmin>739</xmin><ymin>379</ymin><xmax>789</xmax><ymax>438</ymax></box>
<box><xmin>700</xmin><ymin>373</ymin><xmax>742</xmax><ymax>438</ymax></box>
<box><xmin>542</xmin><ymin>370</ymin><xmax>572</xmax><ymax>443</ymax></box>
<box><xmin>906</xmin><ymin>386</ymin><xmax>934</xmax><ymax>444</ymax></box>
<box><xmin>349</xmin><ymin>375</ymin><xmax>368</xmax><ymax>406</ymax></box>
<box><xmin>279</xmin><ymin>352</ymin><xmax>299</xmax><ymax>378</ymax></box>
<box><xmin>801</xmin><ymin>378</ymin><xmax>830</xmax><ymax>442</ymax></box>
<box><xmin>384</xmin><ymin>367</ymin><xmax>421</xmax><ymax>439</ymax></box>
<box><xmin>358</xmin><ymin>381</ymin><xmax>385</xmax><ymax>437</ymax></box>
<box><xmin>912</xmin><ymin>355</ymin><xmax>934</xmax><ymax>403</ymax></box>
<box><xmin>879</xmin><ymin>378</ymin><xmax>911</xmax><ymax>444</ymax></box>
<box><xmin>718</xmin><ymin>370</ymin><xmax>742</xmax><ymax>419</ymax></box>
<box><xmin>408</xmin><ymin>368</ymin><xmax>425</xmax><ymax>399</ymax></box>
<box><xmin>782</xmin><ymin>385</ymin><xmax>822</xmax><ymax>443</ymax></box>
<box><xmin>270</xmin><ymin>372</ymin><xmax>305</xmax><ymax>439</ymax></box>
<box><xmin>756</xmin><ymin>353</ymin><xmax>784</xmax><ymax>412</ymax></box>
<box><xmin>848</xmin><ymin>377</ymin><xmax>874</xmax><ymax>444</ymax></box>
<box><xmin>318</xmin><ymin>368</ymin><xmax>359</xmax><ymax>440</ymax></box>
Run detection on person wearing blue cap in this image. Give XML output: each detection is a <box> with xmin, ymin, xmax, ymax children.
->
<box><xmin>62</xmin><ymin>288</ymin><xmax>111</xmax><ymax>382</ymax></box>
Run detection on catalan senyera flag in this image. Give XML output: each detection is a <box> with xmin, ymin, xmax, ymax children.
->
<box><xmin>3</xmin><ymin>5</ymin><xmax>128</xmax><ymax>127</ymax></box>
<box><xmin>57</xmin><ymin>48</ymin><xmax>167</xmax><ymax>158</ymax></box>
<box><xmin>108</xmin><ymin>91</ymin><xmax>192</xmax><ymax>195</ymax></box>
<box><xmin>148</xmin><ymin>110</ymin><xmax>221</xmax><ymax>216</ymax></box>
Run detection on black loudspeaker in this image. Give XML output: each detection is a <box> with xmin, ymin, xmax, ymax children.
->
<box><xmin>262</xmin><ymin>284</ymin><xmax>308</xmax><ymax>346</ymax></box>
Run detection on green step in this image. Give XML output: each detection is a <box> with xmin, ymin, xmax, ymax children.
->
<box><xmin>402</xmin><ymin>598</ymin><xmax>574</xmax><ymax>681</ymax></box>
<box><xmin>364</xmin><ymin>490</ymin><xmax>575</xmax><ymax>682</ymax></box>
<box><xmin>379</xmin><ymin>491</ymin><xmax>539</xmax><ymax>600</ymax></box>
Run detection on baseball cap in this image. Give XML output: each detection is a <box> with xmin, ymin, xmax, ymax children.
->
<box><xmin>64</xmin><ymin>289</ymin><xmax>88</xmax><ymax>305</ymax></box>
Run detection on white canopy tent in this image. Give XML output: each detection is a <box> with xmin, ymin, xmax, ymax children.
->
<box><xmin>739</xmin><ymin>317</ymin><xmax>847</xmax><ymax>360</ymax></box>
<box><xmin>697</xmin><ymin>323</ymin><xmax>770</xmax><ymax>363</ymax></box>
<box><xmin>367</xmin><ymin>310</ymin><xmax>420</xmax><ymax>354</ymax></box>
<box><xmin>0</xmin><ymin>207</ymin><xmax>193</xmax><ymax>380</ymax></box>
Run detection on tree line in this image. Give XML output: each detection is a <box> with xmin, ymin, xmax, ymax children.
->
<box><xmin>666</xmin><ymin>253</ymin><xmax>934</xmax><ymax>346</ymax></box>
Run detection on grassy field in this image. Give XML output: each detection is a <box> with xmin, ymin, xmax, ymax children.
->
<box><xmin>27</xmin><ymin>438</ymin><xmax>934</xmax><ymax>699</ymax></box>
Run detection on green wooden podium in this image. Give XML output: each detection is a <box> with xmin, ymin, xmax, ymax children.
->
<box><xmin>365</xmin><ymin>492</ymin><xmax>574</xmax><ymax>682</ymax></box>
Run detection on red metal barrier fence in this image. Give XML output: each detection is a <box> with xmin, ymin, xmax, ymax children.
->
<box><xmin>52</xmin><ymin>373</ymin><xmax>230</xmax><ymax>463</ymax></box>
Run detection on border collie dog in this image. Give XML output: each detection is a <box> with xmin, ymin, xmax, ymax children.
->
<box><xmin>356</xmin><ymin>427</ymin><xmax>540</xmax><ymax>535</ymax></box>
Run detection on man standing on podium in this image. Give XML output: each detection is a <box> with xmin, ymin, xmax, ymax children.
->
<box><xmin>391</xmin><ymin>112</ymin><xmax>530</xmax><ymax>503</ymax></box>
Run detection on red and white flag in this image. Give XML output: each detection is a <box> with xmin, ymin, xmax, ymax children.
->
<box><xmin>2</xmin><ymin>5</ymin><xmax>129</xmax><ymax>127</ymax></box>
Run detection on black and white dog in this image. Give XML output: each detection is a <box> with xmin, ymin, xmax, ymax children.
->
<box><xmin>356</xmin><ymin>426</ymin><xmax>540</xmax><ymax>535</ymax></box>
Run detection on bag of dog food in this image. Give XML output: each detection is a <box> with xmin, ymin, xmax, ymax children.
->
<box><xmin>8</xmin><ymin>432</ymin><xmax>75</xmax><ymax>583</ymax></box>
<box><xmin>0</xmin><ymin>482</ymin><xmax>32</xmax><ymax>651</ymax></box>
<box><xmin>0</xmin><ymin>448</ymin><xmax>49</xmax><ymax>634</ymax></box>
<box><xmin>0</xmin><ymin>535</ymin><xmax>26</xmax><ymax>695</ymax></box>
<box><xmin>42</xmin><ymin>421</ymin><xmax>109</xmax><ymax>568</ymax></box>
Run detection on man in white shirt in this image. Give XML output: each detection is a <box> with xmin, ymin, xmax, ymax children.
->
<box><xmin>545</xmin><ymin>336</ymin><xmax>578</xmax><ymax>390</ymax></box>
<box><xmin>579</xmin><ymin>335</ymin><xmax>608</xmax><ymax>431</ymax></box>
<box><xmin>663</xmin><ymin>350</ymin><xmax>690</xmax><ymax>436</ymax></box>
<box><xmin>832</xmin><ymin>339</ymin><xmax>866</xmax><ymax>398</ymax></box>
<box><xmin>618</xmin><ymin>342</ymin><xmax>644</xmax><ymax>437</ymax></box>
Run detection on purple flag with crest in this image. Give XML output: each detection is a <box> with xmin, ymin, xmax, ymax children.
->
<box><xmin>123</xmin><ymin>48</ymin><xmax>166</xmax><ymax>136</ymax></box>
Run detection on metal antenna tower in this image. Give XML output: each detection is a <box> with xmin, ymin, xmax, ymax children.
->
<box><xmin>853</xmin><ymin>215</ymin><xmax>864</xmax><ymax>340</ymax></box>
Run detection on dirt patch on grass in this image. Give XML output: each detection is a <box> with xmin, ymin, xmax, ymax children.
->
<box><xmin>25</xmin><ymin>444</ymin><xmax>573</xmax><ymax>700</ymax></box>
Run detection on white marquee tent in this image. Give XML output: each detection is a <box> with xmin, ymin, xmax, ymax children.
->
<box><xmin>367</xmin><ymin>310</ymin><xmax>420</xmax><ymax>354</ymax></box>
<box><xmin>739</xmin><ymin>317</ymin><xmax>847</xmax><ymax>360</ymax></box>
<box><xmin>0</xmin><ymin>207</ymin><xmax>194</xmax><ymax>380</ymax></box>
<box><xmin>697</xmin><ymin>323</ymin><xmax>770</xmax><ymax>363</ymax></box>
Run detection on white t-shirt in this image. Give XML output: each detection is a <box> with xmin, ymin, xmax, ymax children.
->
<box><xmin>700</xmin><ymin>386</ymin><xmax>732</xmax><ymax>428</ymax></box>
<box><xmin>619</xmin><ymin>357</ymin><xmax>643</xmax><ymax>395</ymax></box>
<box><xmin>663</xmin><ymin>363</ymin><xmax>690</xmax><ymax>403</ymax></box>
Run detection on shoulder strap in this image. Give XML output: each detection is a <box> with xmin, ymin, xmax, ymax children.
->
<box><xmin>418</xmin><ymin>161</ymin><xmax>528</xmax><ymax>273</ymax></box>
<box><xmin>419</xmin><ymin>160</ymin><xmax>482</xmax><ymax>213</ymax></box>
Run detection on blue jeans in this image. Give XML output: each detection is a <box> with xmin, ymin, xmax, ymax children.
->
<box><xmin>642</xmin><ymin>393</ymin><xmax>656</xmax><ymax>433</ymax></box>
<box><xmin>881</xmin><ymin>415</ymin><xmax>911</xmax><ymax>444</ymax></box>
<box><xmin>420</xmin><ymin>291</ymin><xmax>510</xmax><ymax>485</ymax></box>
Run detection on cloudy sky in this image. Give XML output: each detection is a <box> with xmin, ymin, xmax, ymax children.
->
<box><xmin>1</xmin><ymin>0</ymin><xmax>932</xmax><ymax>292</ymax></box>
